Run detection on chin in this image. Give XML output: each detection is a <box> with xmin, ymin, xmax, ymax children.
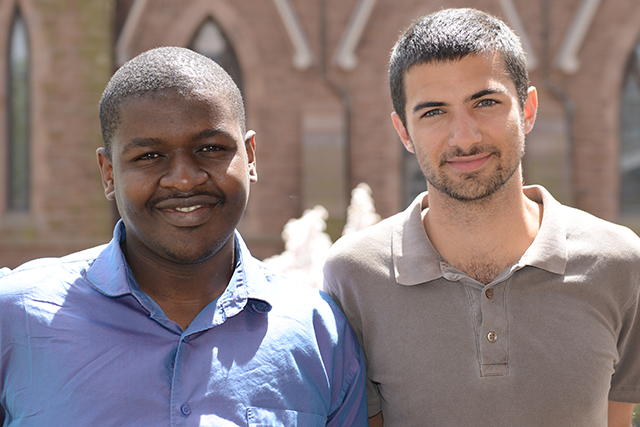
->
<box><xmin>157</xmin><ymin>238</ymin><xmax>229</xmax><ymax>265</ymax></box>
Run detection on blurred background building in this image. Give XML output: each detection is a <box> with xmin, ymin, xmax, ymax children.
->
<box><xmin>2</xmin><ymin>0</ymin><xmax>640</xmax><ymax>267</ymax></box>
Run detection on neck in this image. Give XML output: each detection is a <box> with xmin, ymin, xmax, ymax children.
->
<box><xmin>122</xmin><ymin>236</ymin><xmax>235</xmax><ymax>330</ymax></box>
<box><xmin>424</xmin><ymin>176</ymin><xmax>541</xmax><ymax>284</ymax></box>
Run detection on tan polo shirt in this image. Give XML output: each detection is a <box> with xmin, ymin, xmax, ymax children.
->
<box><xmin>324</xmin><ymin>185</ymin><xmax>640</xmax><ymax>426</ymax></box>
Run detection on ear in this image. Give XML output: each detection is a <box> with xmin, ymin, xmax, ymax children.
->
<box><xmin>245</xmin><ymin>130</ymin><xmax>258</xmax><ymax>183</ymax></box>
<box><xmin>96</xmin><ymin>147</ymin><xmax>116</xmax><ymax>201</ymax></box>
<box><xmin>391</xmin><ymin>112</ymin><xmax>415</xmax><ymax>153</ymax></box>
<box><xmin>523</xmin><ymin>86</ymin><xmax>538</xmax><ymax>135</ymax></box>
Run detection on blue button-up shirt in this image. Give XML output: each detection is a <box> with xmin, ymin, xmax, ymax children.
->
<box><xmin>0</xmin><ymin>222</ymin><xmax>367</xmax><ymax>426</ymax></box>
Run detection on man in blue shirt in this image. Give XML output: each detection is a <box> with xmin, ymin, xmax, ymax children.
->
<box><xmin>0</xmin><ymin>47</ymin><xmax>367</xmax><ymax>426</ymax></box>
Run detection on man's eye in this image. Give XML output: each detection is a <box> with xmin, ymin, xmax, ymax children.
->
<box><xmin>200</xmin><ymin>145</ymin><xmax>222</xmax><ymax>153</ymax></box>
<box><xmin>423</xmin><ymin>109</ymin><xmax>443</xmax><ymax>118</ymax></box>
<box><xmin>477</xmin><ymin>99</ymin><xmax>497</xmax><ymax>107</ymax></box>
<box><xmin>137</xmin><ymin>153</ymin><xmax>160</xmax><ymax>160</ymax></box>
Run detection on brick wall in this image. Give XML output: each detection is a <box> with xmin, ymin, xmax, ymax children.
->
<box><xmin>0</xmin><ymin>0</ymin><xmax>112</xmax><ymax>268</ymax></box>
<box><xmin>1</xmin><ymin>0</ymin><xmax>639</xmax><ymax>267</ymax></box>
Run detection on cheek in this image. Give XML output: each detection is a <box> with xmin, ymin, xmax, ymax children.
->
<box><xmin>225</xmin><ymin>156</ymin><xmax>252</xmax><ymax>184</ymax></box>
<box><xmin>113</xmin><ymin>172</ymin><xmax>153</xmax><ymax>211</ymax></box>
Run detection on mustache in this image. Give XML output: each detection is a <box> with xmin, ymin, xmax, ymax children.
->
<box><xmin>146</xmin><ymin>190</ymin><xmax>226</xmax><ymax>210</ymax></box>
<box><xmin>438</xmin><ymin>145</ymin><xmax>501</xmax><ymax>166</ymax></box>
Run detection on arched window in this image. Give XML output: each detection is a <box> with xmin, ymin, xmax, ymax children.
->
<box><xmin>189</xmin><ymin>18</ymin><xmax>243</xmax><ymax>92</ymax></box>
<box><xmin>7</xmin><ymin>9</ymin><xmax>30</xmax><ymax>212</ymax></box>
<box><xmin>620</xmin><ymin>41</ymin><xmax>640</xmax><ymax>218</ymax></box>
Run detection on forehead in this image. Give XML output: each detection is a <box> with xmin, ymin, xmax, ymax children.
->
<box><xmin>404</xmin><ymin>53</ymin><xmax>515</xmax><ymax>103</ymax></box>
<box><xmin>112</xmin><ymin>89</ymin><xmax>242</xmax><ymax>147</ymax></box>
<box><xmin>122</xmin><ymin>87</ymin><xmax>232</xmax><ymax>118</ymax></box>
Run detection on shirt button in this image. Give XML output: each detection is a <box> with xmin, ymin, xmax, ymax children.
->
<box><xmin>181</xmin><ymin>404</ymin><xmax>192</xmax><ymax>416</ymax></box>
<box><xmin>250</xmin><ymin>301</ymin><xmax>272</xmax><ymax>313</ymax></box>
<box><xmin>487</xmin><ymin>331</ymin><xmax>498</xmax><ymax>343</ymax></box>
<box><xmin>485</xmin><ymin>288</ymin><xmax>494</xmax><ymax>299</ymax></box>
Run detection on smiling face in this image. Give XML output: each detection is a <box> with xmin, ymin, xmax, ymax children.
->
<box><xmin>391</xmin><ymin>53</ymin><xmax>537</xmax><ymax>202</ymax></box>
<box><xmin>97</xmin><ymin>89</ymin><xmax>257</xmax><ymax>266</ymax></box>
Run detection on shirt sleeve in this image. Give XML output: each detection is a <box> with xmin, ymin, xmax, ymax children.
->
<box><xmin>326</xmin><ymin>341</ymin><xmax>368</xmax><ymax>426</ymax></box>
<box><xmin>319</xmin><ymin>291</ymin><xmax>369</xmax><ymax>427</ymax></box>
<box><xmin>609</xmin><ymin>279</ymin><xmax>640</xmax><ymax>403</ymax></box>
<box><xmin>323</xmin><ymin>261</ymin><xmax>382</xmax><ymax>420</ymax></box>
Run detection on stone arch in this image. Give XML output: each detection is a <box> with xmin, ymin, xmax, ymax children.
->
<box><xmin>167</xmin><ymin>1</ymin><xmax>264</xmax><ymax>125</ymax></box>
<box><xmin>189</xmin><ymin>17</ymin><xmax>244</xmax><ymax>93</ymax></box>
<box><xmin>117</xmin><ymin>0</ymin><xmax>264</xmax><ymax>128</ymax></box>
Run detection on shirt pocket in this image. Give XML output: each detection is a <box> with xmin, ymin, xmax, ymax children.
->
<box><xmin>246</xmin><ymin>406</ymin><xmax>327</xmax><ymax>427</ymax></box>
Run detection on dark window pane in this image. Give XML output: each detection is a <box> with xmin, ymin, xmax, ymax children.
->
<box><xmin>7</xmin><ymin>10</ymin><xmax>30</xmax><ymax>211</ymax></box>
<box><xmin>189</xmin><ymin>19</ymin><xmax>243</xmax><ymax>92</ymax></box>
<box><xmin>620</xmin><ymin>45</ymin><xmax>640</xmax><ymax>216</ymax></box>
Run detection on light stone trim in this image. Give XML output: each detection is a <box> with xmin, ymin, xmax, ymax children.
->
<box><xmin>498</xmin><ymin>0</ymin><xmax>538</xmax><ymax>71</ymax></box>
<box><xmin>272</xmin><ymin>0</ymin><xmax>314</xmax><ymax>70</ymax></box>
<box><xmin>554</xmin><ymin>0</ymin><xmax>602</xmax><ymax>74</ymax></box>
<box><xmin>332</xmin><ymin>0</ymin><xmax>377</xmax><ymax>71</ymax></box>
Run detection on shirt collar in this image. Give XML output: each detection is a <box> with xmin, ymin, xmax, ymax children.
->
<box><xmin>84</xmin><ymin>220</ymin><xmax>131</xmax><ymax>296</ymax></box>
<box><xmin>518</xmin><ymin>185</ymin><xmax>567</xmax><ymax>275</ymax></box>
<box><xmin>84</xmin><ymin>221</ymin><xmax>273</xmax><ymax>321</ymax></box>
<box><xmin>392</xmin><ymin>192</ymin><xmax>443</xmax><ymax>286</ymax></box>
<box><xmin>214</xmin><ymin>232</ymin><xmax>274</xmax><ymax>323</ymax></box>
<box><xmin>393</xmin><ymin>185</ymin><xmax>567</xmax><ymax>287</ymax></box>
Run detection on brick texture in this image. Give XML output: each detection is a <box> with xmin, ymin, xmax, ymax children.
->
<box><xmin>1</xmin><ymin>0</ymin><xmax>639</xmax><ymax>267</ymax></box>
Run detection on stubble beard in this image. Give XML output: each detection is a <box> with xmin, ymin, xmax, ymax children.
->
<box><xmin>416</xmin><ymin>139</ymin><xmax>525</xmax><ymax>203</ymax></box>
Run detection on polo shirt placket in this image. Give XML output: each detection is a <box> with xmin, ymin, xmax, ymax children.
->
<box><xmin>478</xmin><ymin>280</ymin><xmax>509</xmax><ymax>377</ymax></box>
<box><xmin>440</xmin><ymin>263</ymin><xmax>514</xmax><ymax>377</ymax></box>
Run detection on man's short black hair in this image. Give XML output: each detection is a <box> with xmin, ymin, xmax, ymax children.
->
<box><xmin>100</xmin><ymin>46</ymin><xmax>245</xmax><ymax>155</ymax></box>
<box><xmin>390</xmin><ymin>8</ymin><xmax>529</xmax><ymax>127</ymax></box>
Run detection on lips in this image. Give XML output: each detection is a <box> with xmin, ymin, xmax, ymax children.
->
<box><xmin>152</xmin><ymin>194</ymin><xmax>222</xmax><ymax>227</ymax></box>
<box><xmin>446</xmin><ymin>153</ymin><xmax>492</xmax><ymax>173</ymax></box>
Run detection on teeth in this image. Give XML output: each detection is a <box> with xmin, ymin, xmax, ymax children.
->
<box><xmin>174</xmin><ymin>205</ymin><xmax>203</xmax><ymax>213</ymax></box>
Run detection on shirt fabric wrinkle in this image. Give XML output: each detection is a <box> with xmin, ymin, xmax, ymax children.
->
<box><xmin>0</xmin><ymin>220</ymin><xmax>368</xmax><ymax>426</ymax></box>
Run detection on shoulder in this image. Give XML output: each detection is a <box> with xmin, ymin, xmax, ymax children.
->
<box><xmin>0</xmin><ymin>245</ymin><xmax>105</xmax><ymax>301</ymax></box>
<box><xmin>560</xmin><ymin>206</ymin><xmax>640</xmax><ymax>305</ymax></box>
<box><xmin>263</xmin><ymin>264</ymin><xmax>346</xmax><ymax>321</ymax></box>
<box><xmin>325</xmin><ymin>211</ymin><xmax>402</xmax><ymax>273</ymax></box>
<box><xmin>562</xmin><ymin>205</ymin><xmax>640</xmax><ymax>260</ymax></box>
<box><xmin>248</xmin><ymin>260</ymin><xmax>357</xmax><ymax>341</ymax></box>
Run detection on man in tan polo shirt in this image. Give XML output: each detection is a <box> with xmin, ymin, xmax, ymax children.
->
<box><xmin>324</xmin><ymin>8</ymin><xmax>640</xmax><ymax>427</ymax></box>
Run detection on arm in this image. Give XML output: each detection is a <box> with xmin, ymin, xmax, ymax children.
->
<box><xmin>368</xmin><ymin>412</ymin><xmax>383</xmax><ymax>427</ymax></box>
<box><xmin>322</xmin><ymin>293</ymin><xmax>368</xmax><ymax>427</ymax></box>
<box><xmin>608</xmin><ymin>401</ymin><xmax>635</xmax><ymax>427</ymax></box>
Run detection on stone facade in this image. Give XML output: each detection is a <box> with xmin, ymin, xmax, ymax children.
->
<box><xmin>1</xmin><ymin>0</ymin><xmax>640</xmax><ymax>267</ymax></box>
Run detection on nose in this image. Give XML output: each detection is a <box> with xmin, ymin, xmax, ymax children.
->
<box><xmin>448</xmin><ymin>111</ymin><xmax>482</xmax><ymax>150</ymax></box>
<box><xmin>159</xmin><ymin>154</ymin><xmax>208</xmax><ymax>192</ymax></box>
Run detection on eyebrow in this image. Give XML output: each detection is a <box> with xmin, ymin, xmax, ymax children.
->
<box><xmin>193</xmin><ymin>128</ymin><xmax>229</xmax><ymax>141</ymax></box>
<box><xmin>120</xmin><ymin>128</ymin><xmax>234</xmax><ymax>155</ymax></box>
<box><xmin>121</xmin><ymin>137</ymin><xmax>163</xmax><ymax>155</ymax></box>
<box><xmin>411</xmin><ymin>87</ymin><xmax>509</xmax><ymax>114</ymax></box>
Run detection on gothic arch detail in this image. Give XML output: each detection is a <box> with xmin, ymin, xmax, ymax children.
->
<box><xmin>189</xmin><ymin>18</ymin><xmax>243</xmax><ymax>92</ymax></box>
